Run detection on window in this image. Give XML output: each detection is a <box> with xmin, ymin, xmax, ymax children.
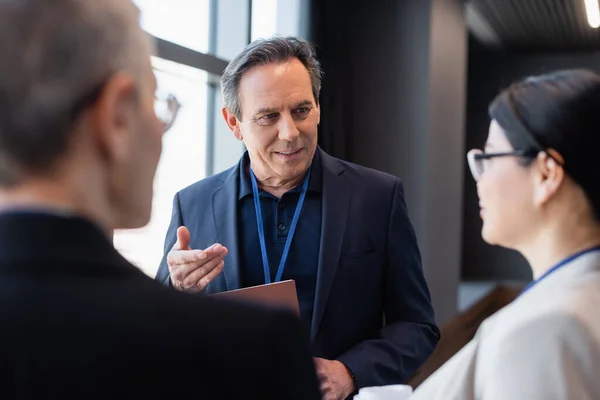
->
<box><xmin>251</xmin><ymin>0</ymin><xmax>304</xmax><ymax>41</ymax></box>
<box><xmin>114</xmin><ymin>1</ymin><xmax>307</xmax><ymax>278</ymax></box>
<box><xmin>251</xmin><ymin>0</ymin><xmax>278</xmax><ymax>41</ymax></box>
<box><xmin>134</xmin><ymin>0</ymin><xmax>210</xmax><ymax>53</ymax></box>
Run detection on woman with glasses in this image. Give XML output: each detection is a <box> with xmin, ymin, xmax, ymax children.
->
<box><xmin>410</xmin><ymin>69</ymin><xmax>600</xmax><ymax>399</ymax></box>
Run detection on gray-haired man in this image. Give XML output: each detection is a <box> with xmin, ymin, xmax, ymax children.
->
<box><xmin>157</xmin><ymin>36</ymin><xmax>440</xmax><ymax>399</ymax></box>
<box><xmin>0</xmin><ymin>1</ymin><xmax>321</xmax><ymax>398</ymax></box>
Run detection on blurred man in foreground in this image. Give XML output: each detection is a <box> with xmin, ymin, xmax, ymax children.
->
<box><xmin>0</xmin><ymin>1</ymin><xmax>320</xmax><ymax>398</ymax></box>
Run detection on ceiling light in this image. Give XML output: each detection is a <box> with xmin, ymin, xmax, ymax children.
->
<box><xmin>585</xmin><ymin>0</ymin><xmax>600</xmax><ymax>28</ymax></box>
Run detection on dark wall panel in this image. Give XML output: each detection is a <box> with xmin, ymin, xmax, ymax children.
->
<box><xmin>462</xmin><ymin>37</ymin><xmax>600</xmax><ymax>281</ymax></box>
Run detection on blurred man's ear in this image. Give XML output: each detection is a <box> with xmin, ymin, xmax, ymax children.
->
<box><xmin>222</xmin><ymin>107</ymin><xmax>243</xmax><ymax>141</ymax></box>
<box><xmin>89</xmin><ymin>72</ymin><xmax>137</xmax><ymax>163</ymax></box>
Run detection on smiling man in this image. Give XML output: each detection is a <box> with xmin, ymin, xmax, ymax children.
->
<box><xmin>156</xmin><ymin>37</ymin><xmax>439</xmax><ymax>400</ymax></box>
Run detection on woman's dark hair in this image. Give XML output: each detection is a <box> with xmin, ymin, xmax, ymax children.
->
<box><xmin>489</xmin><ymin>69</ymin><xmax>600</xmax><ymax>219</ymax></box>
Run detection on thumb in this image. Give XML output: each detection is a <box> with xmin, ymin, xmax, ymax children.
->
<box><xmin>173</xmin><ymin>226</ymin><xmax>191</xmax><ymax>251</ymax></box>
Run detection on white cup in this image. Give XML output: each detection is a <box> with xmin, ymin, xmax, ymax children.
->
<box><xmin>354</xmin><ymin>384</ymin><xmax>413</xmax><ymax>400</ymax></box>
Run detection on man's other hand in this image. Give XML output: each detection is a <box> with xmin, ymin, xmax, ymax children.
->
<box><xmin>314</xmin><ymin>358</ymin><xmax>356</xmax><ymax>400</ymax></box>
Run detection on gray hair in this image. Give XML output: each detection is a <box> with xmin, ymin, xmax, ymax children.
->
<box><xmin>0</xmin><ymin>0</ymin><xmax>151</xmax><ymax>185</ymax></box>
<box><xmin>221</xmin><ymin>36</ymin><xmax>323</xmax><ymax>120</ymax></box>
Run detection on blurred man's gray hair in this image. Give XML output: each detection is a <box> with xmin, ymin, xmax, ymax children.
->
<box><xmin>221</xmin><ymin>36</ymin><xmax>323</xmax><ymax>120</ymax></box>
<box><xmin>0</xmin><ymin>0</ymin><xmax>152</xmax><ymax>185</ymax></box>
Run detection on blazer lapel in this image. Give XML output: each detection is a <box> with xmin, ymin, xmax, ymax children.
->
<box><xmin>212</xmin><ymin>165</ymin><xmax>242</xmax><ymax>291</ymax></box>
<box><xmin>310</xmin><ymin>149</ymin><xmax>350</xmax><ymax>342</ymax></box>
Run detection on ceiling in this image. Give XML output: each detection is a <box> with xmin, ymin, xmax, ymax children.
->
<box><xmin>466</xmin><ymin>0</ymin><xmax>600</xmax><ymax>51</ymax></box>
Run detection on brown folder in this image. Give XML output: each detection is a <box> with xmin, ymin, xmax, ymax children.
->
<box><xmin>212</xmin><ymin>280</ymin><xmax>300</xmax><ymax>316</ymax></box>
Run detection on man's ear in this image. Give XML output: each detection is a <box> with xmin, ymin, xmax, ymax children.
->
<box><xmin>222</xmin><ymin>107</ymin><xmax>243</xmax><ymax>141</ymax></box>
<box><xmin>89</xmin><ymin>72</ymin><xmax>137</xmax><ymax>163</ymax></box>
<box><xmin>533</xmin><ymin>151</ymin><xmax>565</xmax><ymax>207</ymax></box>
<box><xmin>315</xmin><ymin>104</ymin><xmax>321</xmax><ymax>125</ymax></box>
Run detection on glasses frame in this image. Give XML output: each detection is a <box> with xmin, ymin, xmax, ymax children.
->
<box><xmin>467</xmin><ymin>148</ymin><xmax>539</xmax><ymax>182</ymax></box>
<box><xmin>68</xmin><ymin>79</ymin><xmax>181</xmax><ymax>135</ymax></box>
<box><xmin>154</xmin><ymin>91</ymin><xmax>181</xmax><ymax>133</ymax></box>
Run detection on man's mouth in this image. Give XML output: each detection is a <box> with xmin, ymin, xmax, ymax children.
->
<box><xmin>276</xmin><ymin>148</ymin><xmax>302</xmax><ymax>156</ymax></box>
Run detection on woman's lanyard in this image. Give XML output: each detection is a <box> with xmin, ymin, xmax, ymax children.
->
<box><xmin>250</xmin><ymin>167</ymin><xmax>311</xmax><ymax>284</ymax></box>
<box><xmin>520</xmin><ymin>245</ymin><xmax>600</xmax><ymax>296</ymax></box>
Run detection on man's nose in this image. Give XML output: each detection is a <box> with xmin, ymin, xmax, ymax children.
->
<box><xmin>278</xmin><ymin>114</ymin><xmax>300</xmax><ymax>141</ymax></box>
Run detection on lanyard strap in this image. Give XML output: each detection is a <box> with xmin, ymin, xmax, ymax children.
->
<box><xmin>250</xmin><ymin>167</ymin><xmax>311</xmax><ymax>284</ymax></box>
<box><xmin>520</xmin><ymin>245</ymin><xmax>600</xmax><ymax>296</ymax></box>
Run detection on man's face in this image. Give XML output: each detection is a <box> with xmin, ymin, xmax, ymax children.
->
<box><xmin>117</xmin><ymin>63</ymin><xmax>163</xmax><ymax>229</ymax></box>
<box><xmin>105</xmin><ymin>36</ymin><xmax>164</xmax><ymax>230</ymax></box>
<box><xmin>226</xmin><ymin>58</ymin><xmax>320</xmax><ymax>183</ymax></box>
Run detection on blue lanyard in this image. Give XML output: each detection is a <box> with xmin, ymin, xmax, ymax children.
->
<box><xmin>250</xmin><ymin>167</ymin><xmax>311</xmax><ymax>284</ymax></box>
<box><xmin>520</xmin><ymin>245</ymin><xmax>600</xmax><ymax>296</ymax></box>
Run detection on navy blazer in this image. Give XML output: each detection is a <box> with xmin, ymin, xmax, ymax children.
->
<box><xmin>156</xmin><ymin>148</ymin><xmax>440</xmax><ymax>389</ymax></box>
<box><xmin>0</xmin><ymin>212</ymin><xmax>321</xmax><ymax>399</ymax></box>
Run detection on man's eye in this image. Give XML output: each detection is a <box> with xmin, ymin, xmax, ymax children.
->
<box><xmin>293</xmin><ymin>107</ymin><xmax>311</xmax><ymax>117</ymax></box>
<box><xmin>261</xmin><ymin>113</ymin><xmax>277</xmax><ymax>120</ymax></box>
<box><xmin>257</xmin><ymin>113</ymin><xmax>278</xmax><ymax>125</ymax></box>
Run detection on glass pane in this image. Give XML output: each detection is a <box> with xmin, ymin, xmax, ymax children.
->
<box><xmin>113</xmin><ymin>57</ymin><xmax>208</xmax><ymax>277</ymax></box>
<box><xmin>214</xmin><ymin>0</ymin><xmax>250</xmax><ymax>61</ymax></box>
<box><xmin>134</xmin><ymin>0</ymin><xmax>210</xmax><ymax>54</ymax></box>
<box><xmin>251</xmin><ymin>0</ymin><xmax>278</xmax><ymax>41</ymax></box>
<box><xmin>251</xmin><ymin>0</ymin><xmax>303</xmax><ymax>41</ymax></box>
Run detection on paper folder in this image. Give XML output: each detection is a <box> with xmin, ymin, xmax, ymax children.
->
<box><xmin>212</xmin><ymin>279</ymin><xmax>300</xmax><ymax>316</ymax></box>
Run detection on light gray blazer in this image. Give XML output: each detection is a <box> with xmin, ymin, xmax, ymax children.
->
<box><xmin>410</xmin><ymin>250</ymin><xmax>600</xmax><ymax>400</ymax></box>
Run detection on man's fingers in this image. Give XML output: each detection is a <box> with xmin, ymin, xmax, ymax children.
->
<box><xmin>168</xmin><ymin>243</ymin><xmax>228</xmax><ymax>289</ymax></box>
<box><xmin>202</xmin><ymin>244</ymin><xmax>228</xmax><ymax>259</ymax></box>
<box><xmin>170</xmin><ymin>263</ymin><xmax>196</xmax><ymax>284</ymax></box>
<box><xmin>182</xmin><ymin>255</ymin><xmax>226</xmax><ymax>288</ymax></box>
<box><xmin>167</xmin><ymin>245</ymin><xmax>227</xmax><ymax>282</ymax></box>
<box><xmin>169</xmin><ymin>254</ymin><xmax>212</xmax><ymax>283</ymax></box>
<box><xmin>313</xmin><ymin>358</ymin><xmax>336</xmax><ymax>399</ymax></box>
<box><xmin>316</xmin><ymin>366</ymin><xmax>327</xmax><ymax>378</ymax></box>
<box><xmin>313</xmin><ymin>358</ymin><xmax>326</xmax><ymax>374</ymax></box>
<box><xmin>319</xmin><ymin>384</ymin><xmax>333</xmax><ymax>400</ymax></box>
<box><xmin>168</xmin><ymin>243</ymin><xmax>227</xmax><ymax>267</ymax></box>
<box><xmin>173</xmin><ymin>226</ymin><xmax>191</xmax><ymax>251</ymax></box>
<box><xmin>196</xmin><ymin>260</ymin><xmax>225</xmax><ymax>290</ymax></box>
<box><xmin>168</xmin><ymin>249</ymin><xmax>207</xmax><ymax>267</ymax></box>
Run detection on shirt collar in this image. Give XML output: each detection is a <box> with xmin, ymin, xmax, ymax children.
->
<box><xmin>238</xmin><ymin>149</ymin><xmax>322</xmax><ymax>200</ymax></box>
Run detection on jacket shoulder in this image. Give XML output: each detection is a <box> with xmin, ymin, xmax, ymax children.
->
<box><xmin>177</xmin><ymin>165</ymin><xmax>236</xmax><ymax>203</ymax></box>
<box><xmin>323</xmin><ymin>151</ymin><xmax>402</xmax><ymax>191</ymax></box>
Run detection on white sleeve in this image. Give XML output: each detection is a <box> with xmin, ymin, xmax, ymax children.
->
<box><xmin>476</xmin><ymin>312</ymin><xmax>600</xmax><ymax>400</ymax></box>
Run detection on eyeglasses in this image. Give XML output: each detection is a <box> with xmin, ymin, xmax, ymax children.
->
<box><xmin>154</xmin><ymin>91</ymin><xmax>180</xmax><ymax>133</ymax></box>
<box><xmin>467</xmin><ymin>146</ymin><xmax>566</xmax><ymax>182</ymax></box>
<box><xmin>69</xmin><ymin>82</ymin><xmax>180</xmax><ymax>134</ymax></box>
<box><xmin>467</xmin><ymin>149</ymin><xmax>538</xmax><ymax>182</ymax></box>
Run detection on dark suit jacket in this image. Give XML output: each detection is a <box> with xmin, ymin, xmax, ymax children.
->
<box><xmin>157</xmin><ymin>148</ymin><xmax>440</xmax><ymax>389</ymax></box>
<box><xmin>0</xmin><ymin>212</ymin><xmax>320</xmax><ymax>399</ymax></box>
